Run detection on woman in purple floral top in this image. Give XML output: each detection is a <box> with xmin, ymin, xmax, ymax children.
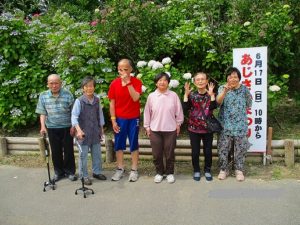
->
<box><xmin>216</xmin><ymin>67</ymin><xmax>252</xmax><ymax>182</ymax></box>
<box><xmin>183</xmin><ymin>72</ymin><xmax>217</xmax><ymax>181</ymax></box>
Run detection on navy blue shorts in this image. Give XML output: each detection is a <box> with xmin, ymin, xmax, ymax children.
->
<box><xmin>114</xmin><ymin>118</ymin><xmax>139</xmax><ymax>152</ymax></box>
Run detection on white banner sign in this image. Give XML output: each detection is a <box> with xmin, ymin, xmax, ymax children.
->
<box><xmin>233</xmin><ymin>47</ymin><xmax>267</xmax><ymax>152</ymax></box>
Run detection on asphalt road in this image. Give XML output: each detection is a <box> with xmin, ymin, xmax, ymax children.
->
<box><xmin>1</xmin><ymin>165</ymin><xmax>300</xmax><ymax>225</ymax></box>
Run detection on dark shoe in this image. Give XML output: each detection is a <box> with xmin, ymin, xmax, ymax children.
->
<box><xmin>205</xmin><ymin>172</ymin><xmax>213</xmax><ymax>181</ymax></box>
<box><xmin>93</xmin><ymin>173</ymin><xmax>107</xmax><ymax>180</ymax></box>
<box><xmin>53</xmin><ymin>174</ymin><xmax>64</xmax><ymax>182</ymax></box>
<box><xmin>67</xmin><ymin>174</ymin><xmax>78</xmax><ymax>181</ymax></box>
<box><xmin>193</xmin><ymin>172</ymin><xmax>201</xmax><ymax>181</ymax></box>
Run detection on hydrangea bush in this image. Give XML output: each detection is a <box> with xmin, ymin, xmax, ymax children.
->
<box><xmin>136</xmin><ymin>57</ymin><xmax>192</xmax><ymax>112</ymax></box>
<box><xmin>268</xmin><ymin>74</ymin><xmax>289</xmax><ymax>117</ymax></box>
<box><xmin>40</xmin><ymin>11</ymin><xmax>115</xmax><ymax>108</ymax></box>
<box><xmin>0</xmin><ymin>11</ymin><xmax>47</xmax><ymax>131</ymax></box>
<box><xmin>0</xmin><ymin>1</ymin><xmax>299</xmax><ymax>132</ymax></box>
<box><xmin>0</xmin><ymin>11</ymin><xmax>114</xmax><ymax>132</ymax></box>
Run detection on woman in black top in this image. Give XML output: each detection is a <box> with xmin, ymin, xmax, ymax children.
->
<box><xmin>183</xmin><ymin>72</ymin><xmax>217</xmax><ymax>181</ymax></box>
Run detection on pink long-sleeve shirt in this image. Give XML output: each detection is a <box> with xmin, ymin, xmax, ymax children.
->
<box><xmin>143</xmin><ymin>89</ymin><xmax>184</xmax><ymax>132</ymax></box>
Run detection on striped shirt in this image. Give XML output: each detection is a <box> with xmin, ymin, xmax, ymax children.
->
<box><xmin>36</xmin><ymin>88</ymin><xmax>74</xmax><ymax>128</ymax></box>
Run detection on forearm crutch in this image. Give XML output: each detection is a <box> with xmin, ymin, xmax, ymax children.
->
<box><xmin>75</xmin><ymin>139</ymin><xmax>94</xmax><ymax>198</ymax></box>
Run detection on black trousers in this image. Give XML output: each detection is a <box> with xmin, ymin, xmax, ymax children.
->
<box><xmin>189</xmin><ymin>131</ymin><xmax>213</xmax><ymax>173</ymax></box>
<box><xmin>47</xmin><ymin>127</ymin><xmax>76</xmax><ymax>176</ymax></box>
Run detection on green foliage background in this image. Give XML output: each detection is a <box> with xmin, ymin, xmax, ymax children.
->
<box><xmin>0</xmin><ymin>0</ymin><xmax>299</xmax><ymax>132</ymax></box>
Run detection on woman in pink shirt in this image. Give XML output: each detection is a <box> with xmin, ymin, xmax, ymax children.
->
<box><xmin>144</xmin><ymin>72</ymin><xmax>184</xmax><ymax>184</ymax></box>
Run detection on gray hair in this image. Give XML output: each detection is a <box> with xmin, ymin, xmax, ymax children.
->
<box><xmin>81</xmin><ymin>76</ymin><xmax>96</xmax><ymax>88</ymax></box>
<box><xmin>47</xmin><ymin>74</ymin><xmax>61</xmax><ymax>82</ymax></box>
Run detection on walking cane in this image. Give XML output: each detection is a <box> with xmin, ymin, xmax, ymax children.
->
<box><xmin>42</xmin><ymin>133</ymin><xmax>56</xmax><ymax>192</ymax></box>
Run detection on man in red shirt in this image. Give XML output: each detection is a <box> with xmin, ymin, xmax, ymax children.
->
<box><xmin>108</xmin><ymin>59</ymin><xmax>142</xmax><ymax>182</ymax></box>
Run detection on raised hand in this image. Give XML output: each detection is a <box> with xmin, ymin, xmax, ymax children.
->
<box><xmin>120</xmin><ymin>73</ymin><xmax>131</xmax><ymax>86</ymax></box>
<box><xmin>223</xmin><ymin>82</ymin><xmax>232</xmax><ymax>92</ymax></box>
<box><xmin>184</xmin><ymin>82</ymin><xmax>192</xmax><ymax>97</ymax></box>
<box><xmin>207</xmin><ymin>82</ymin><xmax>215</xmax><ymax>96</ymax></box>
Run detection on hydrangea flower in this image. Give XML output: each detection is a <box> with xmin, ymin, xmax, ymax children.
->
<box><xmin>29</xmin><ymin>93</ymin><xmax>38</xmax><ymax>99</ymax></box>
<box><xmin>161</xmin><ymin>57</ymin><xmax>171</xmax><ymax>65</ymax></box>
<box><xmin>2</xmin><ymin>78</ymin><xmax>19</xmax><ymax>86</ymax></box>
<box><xmin>75</xmin><ymin>89</ymin><xmax>83</xmax><ymax>96</ymax></box>
<box><xmin>64</xmin><ymin>84</ymin><xmax>72</xmax><ymax>91</ymax></box>
<box><xmin>169</xmin><ymin>79</ymin><xmax>179</xmax><ymax>88</ymax></box>
<box><xmin>10</xmin><ymin>31</ymin><xmax>21</xmax><ymax>36</ymax></box>
<box><xmin>10</xmin><ymin>108</ymin><xmax>22</xmax><ymax>118</ymax></box>
<box><xmin>102</xmin><ymin>67</ymin><xmax>112</xmax><ymax>73</ymax></box>
<box><xmin>243</xmin><ymin>21</ymin><xmax>251</xmax><ymax>27</ymax></box>
<box><xmin>269</xmin><ymin>85</ymin><xmax>281</xmax><ymax>92</ymax></box>
<box><xmin>137</xmin><ymin>61</ymin><xmax>147</xmax><ymax>68</ymax></box>
<box><xmin>98</xmin><ymin>93</ymin><xmax>107</xmax><ymax>98</ymax></box>
<box><xmin>96</xmin><ymin>58</ymin><xmax>105</xmax><ymax>63</ymax></box>
<box><xmin>0</xmin><ymin>58</ymin><xmax>9</xmax><ymax>66</ymax></box>
<box><xmin>183</xmin><ymin>73</ymin><xmax>192</xmax><ymax>80</ymax></box>
<box><xmin>96</xmin><ymin>38</ymin><xmax>107</xmax><ymax>44</ymax></box>
<box><xmin>96</xmin><ymin>78</ymin><xmax>104</xmax><ymax>84</ymax></box>
<box><xmin>90</xmin><ymin>20</ymin><xmax>98</xmax><ymax>26</ymax></box>
<box><xmin>62</xmin><ymin>68</ymin><xmax>71</xmax><ymax>76</ymax></box>
<box><xmin>148</xmin><ymin>60</ymin><xmax>156</xmax><ymax>68</ymax></box>
<box><xmin>142</xmin><ymin>85</ymin><xmax>147</xmax><ymax>92</ymax></box>
<box><xmin>0</xmin><ymin>26</ymin><xmax>8</xmax><ymax>30</ymax></box>
<box><xmin>19</xmin><ymin>62</ymin><xmax>28</xmax><ymax>68</ymax></box>
<box><xmin>259</xmin><ymin>31</ymin><xmax>266</xmax><ymax>38</ymax></box>
<box><xmin>207</xmin><ymin>49</ymin><xmax>216</xmax><ymax>54</ymax></box>
<box><xmin>152</xmin><ymin>62</ymin><xmax>164</xmax><ymax>70</ymax></box>
<box><xmin>136</xmin><ymin>73</ymin><xmax>143</xmax><ymax>79</ymax></box>
<box><xmin>87</xmin><ymin>59</ymin><xmax>96</xmax><ymax>64</ymax></box>
<box><xmin>69</xmin><ymin>56</ymin><xmax>77</xmax><ymax>61</ymax></box>
<box><xmin>165</xmin><ymin>72</ymin><xmax>171</xmax><ymax>77</ymax></box>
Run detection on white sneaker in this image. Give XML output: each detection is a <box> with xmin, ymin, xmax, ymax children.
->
<box><xmin>111</xmin><ymin>168</ymin><xmax>124</xmax><ymax>181</ymax></box>
<box><xmin>235</xmin><ymin>170</ymin><xmax>245</xmax><ymax>182</ymax></box>
<box><xmin>154</xmin><ymin>174</ymin><xmax>163</xmax><ymax>183</ymax></box>
<box><xmin>166</xmin><ymin>174</ymin><xmax>175</xmax><ymax>184</ymax></box>
<box><xmin>218</xmin><ymin>170</ymin><xmax>228</xmax><ymax>180</ymax></box>
<box><xmin>128</xmin><ymin>170</ymin><xmax>139</xmax><ymax>182</ymax></box>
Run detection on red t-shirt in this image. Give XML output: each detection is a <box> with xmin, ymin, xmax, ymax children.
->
<box><xmin>108</xmin><ymin>77</ymin><xmax>142</xmax><ymax>119</ymax></box>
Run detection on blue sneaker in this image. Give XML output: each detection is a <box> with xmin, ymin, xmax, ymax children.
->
<box><xmin>193</xmin><ymin>172</ymin><xmax>201</xmax><ymax>181</ymax></box>
<box><xmin>204</xmin><ymin>172</ymin><xmax>213</xmax><ymax>181</ymax></box>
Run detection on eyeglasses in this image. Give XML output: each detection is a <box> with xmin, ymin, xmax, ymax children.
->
<box><xmin>194</xmin><ymin>78</ymin><xmax>207</xmax><ymax>81</ymax></box>
<box><xmin>48</xmin><ymin>82</ymin><xmax>60</xmax><ymax>86</ymax></box>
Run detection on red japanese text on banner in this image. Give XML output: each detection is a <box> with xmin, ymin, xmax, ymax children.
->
<box><xmin>233</xmin><ymin>47</ymin><xmax>267</xmax><ymax>153</ymax></box>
